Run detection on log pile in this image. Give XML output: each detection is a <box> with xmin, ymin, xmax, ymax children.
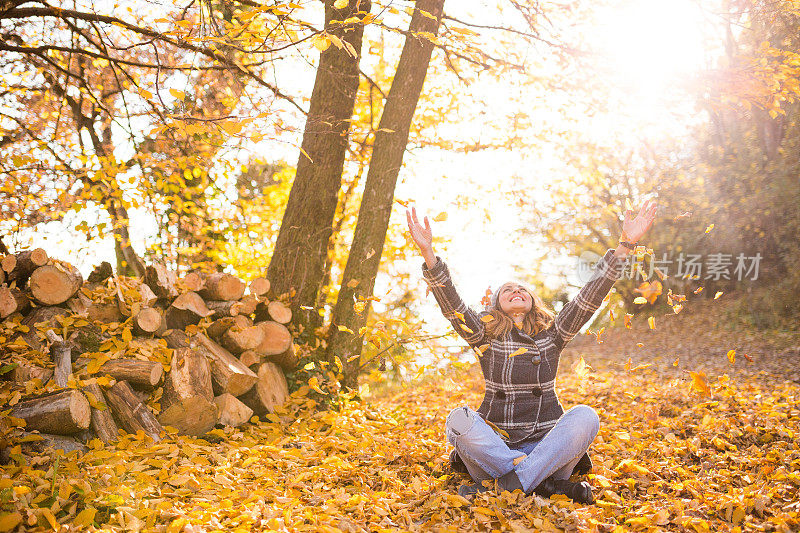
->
<box><xmin>1</xmin><ymin>250</ymin><xmax>298</xmax><ymax>456</ymax></box>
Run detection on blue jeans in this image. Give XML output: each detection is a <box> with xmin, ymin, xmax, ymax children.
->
<box><xmin>445</xmin><ymin>405</ymin><xmax>600</xmax><ymax>492</ymax></box>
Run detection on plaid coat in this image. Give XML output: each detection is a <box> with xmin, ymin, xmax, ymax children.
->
<box><xmin>422</xmin><ymin>248</ymin><xmax>623</xmax><ymax>446</ymax></box>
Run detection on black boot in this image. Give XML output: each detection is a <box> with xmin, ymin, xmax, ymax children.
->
<box><xmin>533</xmin><ymin>476</ymin><xmax>594</xmax><ymax>504</ymax></box>
<box><xmin>458</xmin><ymin>469</ymin><xmax>525</xmax><ymax>498</ymax></box>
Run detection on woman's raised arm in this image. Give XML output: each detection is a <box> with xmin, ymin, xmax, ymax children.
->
<box><xmin>407</xmin><ymin>207</ymin><xmax>487</xmax><ymax>347</ymax></box>
<box><xmin>549</xmin><ymin>199</ymin><xmax>658</xmax><ymax>349</ymax></box>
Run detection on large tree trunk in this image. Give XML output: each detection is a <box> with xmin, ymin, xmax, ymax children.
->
<box><xmin>266</xmin><ymin>0</ymin><xmax>372</xmax><ymax>339</ymax></box>
<box><xmin>326</xmin><ymin>0</ymin><xmax>445</xmax><ymax>387</ymax></box>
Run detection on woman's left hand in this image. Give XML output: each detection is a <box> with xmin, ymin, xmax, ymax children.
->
<box><xmin>622</xmin><ymin>199</ymin><xmax>658</xmax><ymax>243</ymax></box>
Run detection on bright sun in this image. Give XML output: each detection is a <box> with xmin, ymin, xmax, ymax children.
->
<box><xmin>591</xmin><ymin>0</ymin><xmax>709</xmax><ymax>102</ymax></box>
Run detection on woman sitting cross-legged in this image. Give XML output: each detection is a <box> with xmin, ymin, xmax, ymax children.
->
<box><xmin>405</xmin><ymin>200</ymin><xmax>657</xmax><ymax>502</ymax></box>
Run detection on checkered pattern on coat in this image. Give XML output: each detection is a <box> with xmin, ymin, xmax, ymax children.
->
<box><xmin>422</xmin><ymin>248</ymin><xmax>623</xmax><ymax>446</ymax></box>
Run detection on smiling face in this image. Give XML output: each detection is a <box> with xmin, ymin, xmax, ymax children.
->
<box><xmin>497</xmin><ymin>282</ymin><xmax>533</xmax><ymax>316</ymax></box>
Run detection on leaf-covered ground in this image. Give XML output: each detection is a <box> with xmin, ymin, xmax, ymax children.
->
<box><xmin>2</xmin><ymin>303</ymin><xmax>799</xmax><ymax>532</ymax></box>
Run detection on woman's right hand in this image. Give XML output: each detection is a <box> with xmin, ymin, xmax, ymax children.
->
<box><xmin>406</xmin><ymin>207</ymin><xmax>437</xmax><ymax>267</ymax></box>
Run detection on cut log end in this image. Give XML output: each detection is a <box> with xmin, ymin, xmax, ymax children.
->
<box><xmin>267</xmin><ymin>301</ymin><xmax>292</xmax><ymax>324</ymax></box>
<box><xmin>29</xmin><ymin>263</ymin><xmax>83</xmax><ymax>305</ymax></box>
<box><xmin>133</xmin><ymin>307</ymin><xmax>162</xmax><ymax>336</ymax></box>
<box><xmin>248</xmin><ymin>277</ymin><xmax>270</xmax><ymax>297</ymax></box>
<box><xmin>255</xmin><ymin>321</ymin><xmax>293</xmax><ymax>356</ymax></box>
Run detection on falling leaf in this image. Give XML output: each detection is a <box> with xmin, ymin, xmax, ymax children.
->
<box><xmin>694</xmin><ymin>286</ymin><xmax>704</xmax><ymax>294</ymax></box>
<box><xmin>689</xmin><ymin>370</ymin><xmax>712</xmax><ymax>397</ymax></box>
<box><xmin>714</xmin><ymin>291</ymin><xmax>723</xmax><ymax>300</ymax></box>
<box><xmin>169</xmin><ymin>88</ymin><xmax>185</xmax><ymax>100</ymax></box>
<box><xmin>648</xmin><ymin>316</ymin><xmax>655</xmax><ymax>329</ymax></box>
<box><xmin>633</xmin><ymin>296</ymin><xmax>648</xmax><ymax>305</ymax></box>
<box><xmin>459</xmin><ymin>323</ymin><xmax>473</xmax><ymax>334</ymax></box>
<box><xmin>634</xmin><ymin>281</ymin><xmax>662</xmax><ymax>304</ymax></box>
<box><xmin>512</xmin><ymin>455</ymin><xmax>527</xmax><ymax>466</ymax></box>
<box><xmin>624</xmin><ymin>313</ymin><xmax>633</xmax><ymax>329</ymax></box>
<box><xmin>304</xmin><ymin>362</ymin><xmax>315</xmax><ymax>370</ymax></box>
<box><xmin>743</xmin><ymin>353</ymin><xmax>753</xmax><ymax>362</ymax></box>
<box><xmin>508</xmin><ymin>347</ymin><xmax>527</xmax><ymax>357</ymax></box>
<box><xmin>727</xmin><ymin>350</ymin><xmax>736</xmax><ymax>364</ymax></box>
<box><xmin>705</xmin><ymin>223</ymin><xmax>714</xmax><ymax>233</ymax></box>
<box><xmin>480</xmin><ymin>315</ymin><xmax>495</xmax><ymax>323</ymax></box>
<box><xmin>433</xmin><ymin>212</ymin><xmax>448</xmax><ymax>222</ymax></box>
<box><xmin>337</xmin><ymin>325</ymin><xmax>354</xmax><ymax>334</ymax></box>
<box><xmin>572</xmin><ymin>355</ymin><xmax>591</xmax><ymax>377</ymax></box>
<box><xmin>333</xmin><ymin>0</ymin><xmax>348</xmax><ymax>8</ymax></box>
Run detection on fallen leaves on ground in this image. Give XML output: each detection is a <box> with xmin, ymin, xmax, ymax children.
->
<box><xmin>2</xmin><ymin>335</ymin><xmax>799</xmax><ymax>531</ymax></box>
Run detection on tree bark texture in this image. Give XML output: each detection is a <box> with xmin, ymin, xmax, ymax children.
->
<box><xmin>327</xmin><ymin>0</ymin><xmax>445</xmax><ymax>387</ymax></box>
<box><xmin>267</xmin><ymin>0</ymin><xmax>372</xmax><ymax>338</ymax></box>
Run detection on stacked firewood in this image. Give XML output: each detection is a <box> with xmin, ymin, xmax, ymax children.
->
<box><xmin>0</xmin><ymin>248</ymin><xmax>298</xmax><ymax>455</ymax></box>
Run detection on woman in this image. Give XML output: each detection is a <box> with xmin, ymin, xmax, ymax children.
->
<box><xmin>406</xmin><ymin>200</ymin><xmax>657</xmax><ymax>502</ymax></box>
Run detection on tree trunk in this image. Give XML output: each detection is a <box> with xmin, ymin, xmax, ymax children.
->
<box><xmin>327</xmin><ymin>0</ymin><xmax>445</xmax><ymax>387</ymax></box>
<box><xmin>266</xmin><ymin>0</ymin><xmax>372</xmax><ymax>339</ymax></box>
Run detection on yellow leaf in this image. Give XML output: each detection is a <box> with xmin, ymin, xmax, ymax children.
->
<box><xmin>689</xmin><ymin>370</ymin><xmax>712</xmax><ymax>397</ymax></box>
<box><xmin>633</xmin><ymin>296</ymin><xmax>648</xmax><ymax>305</ymax></box>
<box><xmin>333</xmin><ymin>0</ymin><xmax>348</xmax><ymax>8</ymax></box>
<box><xmin>337</xmin><ymin>325</ymin><xmax>354</xmax><ymax>334</ymax></box>
<box><xmin>572</xmin><ymin>355</ymin><xmax>591</xmax><ymax>377</ymax></box>
<box><xmin>308</xmin><ymin>376</ymin><xmax>326</xmax><ymax>394</ymax></box>
<box><xmin>87</xmin><ymin>354</ymin><xmax>110</xmax><ymax>374</ymax></box>
<box><xmin>303</xmin><ymin>362</ymin><xmax>315</xmax><ymax>370</ymax></box>
<box><xmin>39</xmin><ymin>508</ymin><xmax>58</xmax><ymax>530</ymax></box>
<box><xmin>169</xmin><ymin>88</ymin><xmax>186</xmax><ymax>100</ymax></box>
<box><xmin>485</xmin><ymin>420</ymin><xmax>509</xmax><ymax>439</ymax></box>
<box><xmin>512</xmin><ymin>454</ymin><xmax>527</xmax><ymax>466</ymax></box>
<box><xmin>312</xmin><ymin>34</ymin><xmax>331</xmax><ymax>52</ymax></box>
<box><xmin>508</xmin><ymin>347</ymin><xmax>527</xmax><ymax>357</ymax></box>
<box><xmin>475</xmin><ymin>344</ymin><xmax>490</xmax><ymax>355</ymax></box>
<box><xmin>454</xmin><ymin>310</ymin><xmax>465</xmax><ymax>321</ymax></box>
<box><xmin>84</xmin><ymin>391</ymin><xmax>106</xmax><ymax>411</ymax></box>
<box><xmin>122</xmin><ymin>328</ymin><xmax>132</xmax><ymax>343</ymax></box>
<box><xmin>648</xmin><ymin>316</ymin><xmax>655</xmax><ymax>330</ymax></box>
<box><xmin>726</xmin><ymin>349</ymin><xmax>735</xmax><ymax>364</ymax></box>
<box><xmin>480</xmin><ymin>315</ymin><xmax>495</xmax><ymax>323</ymax></box>
<box><xmin>447</xmin><ymin>494</ymin><xmax>471</xmax><ymax>507</ymax></box>
<box><xmin>459</xmin><ymin>323</ymin><xmax>473</xmax><ymax>334</ymax></box>
<box><xmin>433</xmin><ymin>212</ymin><xmax>448</xmax><ymax>222</ymax></box>
<box><xmin>74</xmin><ymin>508</ymin><xmax>97</xmax><ymax>528</ymax></box>
<box><xmin>624</xmin><ymin>313</ymin><xmax>632</xmax><ymax>329</ymax></box>
<box><xmin>704</xmin><ymin>223</ymin><xmax>714</xmax><ymax>233</ymax></box>
<box><xmin>714</xmin><ymin>291</ymin><xmax>723</xmax><ymax>300</ymax></box>
<box><xmin>0</xmin><ymin>512</ymin><xmax>22</xmax><ymax>532</ymax></box>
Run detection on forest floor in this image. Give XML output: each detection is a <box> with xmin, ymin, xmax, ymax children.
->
<box><xmin>2</xmin><ymin>298</ymin><xmax>799</xmax><ymax>532</ymax></box>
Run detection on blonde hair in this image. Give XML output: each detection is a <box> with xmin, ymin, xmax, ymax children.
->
<box><xmin>484</xmin><ymin>284</ymin><xmax>555</xmax><ymax>339</ymax></box>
